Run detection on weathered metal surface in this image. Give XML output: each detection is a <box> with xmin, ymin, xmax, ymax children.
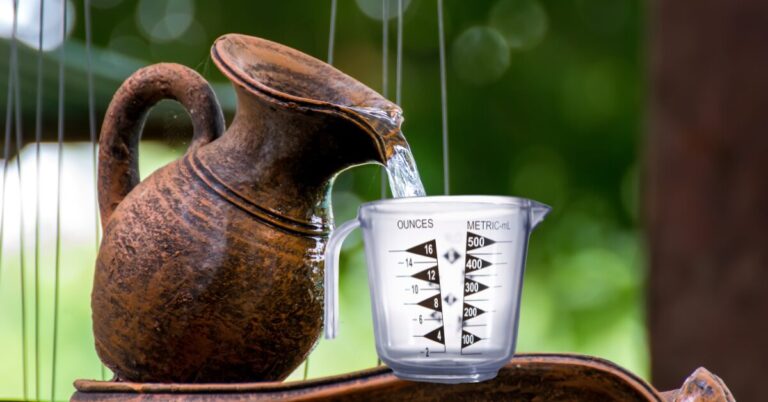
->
<box><xmin>93</xmin><ymin>34</ymin><xmax>405</xmax><ymax>383</ymax></box>
<box><xmin>71</xmin><ymin>354</ymin><xmax>733</xmax><ymax>401</ymax></box>
<box><xmin>660</xmin><ymin>367</ymin><xmax>735</xmax><ymax>402</ymax></box>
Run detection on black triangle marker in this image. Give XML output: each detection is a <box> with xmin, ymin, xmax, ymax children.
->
<box><xmin>465</xmin><ymin>255</ymin><xmax>492</xmax><ymax>272</ymax></box>
<box><xmin>406</xmin><ymin>240</ymin><xmax>437</xmax><ymax>258</ymax></box>
<box><xmin>462</xmin><ymin>302</ymin><xmax>486</xmax><ymax>320</ymax></box>
<box><xmin>463</xmin><ymin>278</ymin><xmax>489</xmax><ymax>296</ymax></box>
<box><xmin>418</xmin><ymin>294</ymin><xmax>442</xmax><ymax>312</ymax></box>
<box><xmin>461</xmin><ymin>330</ymin><xmax>482</xmax><ymax>348</ymax></box>
<box><xmin>423</xmin><ymin>326</ymin><xmax>445</xmax><ymax>345</ymax></box>
<box><xmin>466</xmin><ymin>232</ymin><xmax>496</xmax><ymax>251</ymax></box>
<box><xmin>412</xmin><ymin>266</ymin><xmax>440</xmax><ymax>285</ymax></box>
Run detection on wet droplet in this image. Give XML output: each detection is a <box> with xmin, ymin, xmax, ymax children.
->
<box><xmin>451</xmin><ymin>26</ymin><xmax>510</xmax><ymax>86</ymax></box>
<box><xmin>489</xmin><ymin>0</ymin><xmax>548</xmax><ymax>50</ymax></box>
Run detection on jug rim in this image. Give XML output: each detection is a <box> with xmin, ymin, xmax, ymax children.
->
<box><xmin>211</xmin><ymin>33</ymin><xmax>405</xmax><ymax>162</ymax></box>
<box><xmin>212</xmin><ymin>36</ymin><xmax>399</xmax><ymax>113</ymax></box>
<box><xmin>359</xmin><ymin>195</ymin><xmax>551</xmax><ymax>212</ymax></box>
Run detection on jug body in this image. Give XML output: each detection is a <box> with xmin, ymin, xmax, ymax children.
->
<box><xmin>94</xmin><ymin>155</ymin><xmax>325</xmax><ymax>382</ymax></box>
<box><xmin>324</xmin><ymin>196</ymin><xmax>550</xmax><ymax>383</ymax></box>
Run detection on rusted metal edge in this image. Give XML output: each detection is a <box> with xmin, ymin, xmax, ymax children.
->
<box><xmin>73</xmin><ymin>353</ymin><xmax>661</xmax><ymax>399</ymax></box>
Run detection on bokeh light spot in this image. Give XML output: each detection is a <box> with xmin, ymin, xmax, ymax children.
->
<box><xmin>451</xmin><ymin>26</ymin><xmax>510</xmax><ymax>86</ymax></box>
<box><xmin>489</xmin><ymin>0</ymin><xmax>548</xmax><ymax>50</ymax></box>
<box><xmin>560</xmin><ymin>61</ymin><xmax>622</xmax><ymax>130</ymax></box>
<box><xmin>0</xmin><ymin>0</ymin><xmax>75</xmax><ymax>51</ymax></box>
<box><xmin>510</xmin><ymin>147</ymin><xmax>569</xmax><ymax>209</ymax></box>
<box><xmin>552</xmin><ymin>248</ymin><xmax>636</xmax><ymax>310</ymax></box>
<box><xmin>136</xmin><ymin>0</ymin><xmax>194</xmax><ymax>43</ymax></box>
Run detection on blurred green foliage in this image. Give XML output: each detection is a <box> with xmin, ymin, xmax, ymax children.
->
<box><xmin>0</xmin><ymin>0</ymin><xmax>646</xmax><ymax>400</ymax></box>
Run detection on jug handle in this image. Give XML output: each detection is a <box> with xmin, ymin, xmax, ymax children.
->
<box><xmin>323</xmin><ymin>219</ymin><xmax>361</xmax><ymax>339</ymax></box>
<box><xmin>98</xmin><ymin>63</ymin><xmax>225</xmax><ymax>227</ymax></box>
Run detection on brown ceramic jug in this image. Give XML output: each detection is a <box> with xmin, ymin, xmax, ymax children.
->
<box><xmin>92</xmin><ymin>34</ymin><xmax>408</xmax><ymax>383</ymax></box>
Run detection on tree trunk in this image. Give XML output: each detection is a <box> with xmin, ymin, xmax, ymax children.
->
<box><xmin>647</xmin><ymin>0</ymin><xmax>768</xmax><ymax>399</ymax></box>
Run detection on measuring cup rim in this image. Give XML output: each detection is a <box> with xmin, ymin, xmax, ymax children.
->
<box><xmin>358</xmin><ymin>195</ymin><xmax>551</xmax><ymax>212</ymax></box>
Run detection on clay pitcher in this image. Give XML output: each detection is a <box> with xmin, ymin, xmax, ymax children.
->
<box><xmin>92</xmin><ymin>33</ymin><xmax>407</xmax><ymax>383</ymax></box>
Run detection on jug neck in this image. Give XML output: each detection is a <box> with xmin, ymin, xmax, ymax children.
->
<box><xmin>194</xmin><ymin>86</ymin><xmax>386</xmax><ymax>235</ymax></box>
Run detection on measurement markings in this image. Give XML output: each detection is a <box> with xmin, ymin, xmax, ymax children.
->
<box><xmin>419</xmin><ymin>350</ymin><xmax>447</xmax><ymax>355</ymax></box>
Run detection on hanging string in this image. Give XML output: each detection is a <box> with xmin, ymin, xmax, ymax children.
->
<box><xmin>382</xmin><ymin>1</ymin><xmax>389</xmax><ymax>101</ymax></box>
<box><xmin>33</xmin><ymin>0</ymin><xmax>45</xmax><ymax>397</ymax></box>
<box><xmin>13</xmin><ymin>34</ymin><xmax>29</xmax><ymax>402</ymax></box>
<box><xmin>3</xmin><ymin>0</ymin><xmax>28</xmax><ymax>400</ymax></box>
<box><xmin>327</xmin><ymin>0</ymin><xmax>337</xmax><ymax>65</ymax></box>
<box><xmin>437</xmin><ymin>0</ymin><xmax>449</xmax><ymax>195</ymax></box>
<box><xmin>84</xmin><ymin>0</ymin><xmax>98</xmax><ymax>288</ymax></box>
<box><xmin>379</xmin><ymin>0</ymin><xmax>390</xmax><ymax>365</ymax></box>
<box><xmin>302</xmin><ymin>0</ymin><xmax>340</xmax><ymax>382</ymax></box>
<box><xmin>0</xmin><ymin>0</ymin><xmax>17</xmax><ymax>309</ymax></box>
<box><xmin>395</xmin><ymin>0</ymin><xmax>403</xmax><ymax>106</ymax></box>
<box><xmin>380</xmin><ymin>0</ymin><xmax>389</xmax><ymax>200</ymax></box>
<box><xmin>83</xmin><ymin>0</ymin><xmax>107</xmax><ymax>383</ymax></box>
<box><xmin>51</xmin><ymin>0</ymin><xmax>67</xmax><ymax>398</ymax></box>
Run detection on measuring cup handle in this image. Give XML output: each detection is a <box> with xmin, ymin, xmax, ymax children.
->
<box><xmin>324</xmin><ymin>219</ymin><xmax>361</xmax><ymax>339</ymax></box>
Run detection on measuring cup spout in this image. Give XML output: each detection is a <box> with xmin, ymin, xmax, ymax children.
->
<box><xmin>529</xmin><ymin>201</ymin><xmax>551</xmax><ymax>230</ymax></box>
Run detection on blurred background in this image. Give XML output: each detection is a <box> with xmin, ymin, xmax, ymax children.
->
<box><xmin>2</xmin><ymin>0</ymin><xmax>761</xmax><ymax>400</ymax></box>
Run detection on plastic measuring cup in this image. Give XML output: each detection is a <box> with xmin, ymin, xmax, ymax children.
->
<box><xmin>324</xmin><ymin>195</ymin><xmax>550</xmax><ymax>383</ymax></box>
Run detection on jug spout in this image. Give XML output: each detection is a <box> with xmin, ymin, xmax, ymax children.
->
<box><xmin>200</xmin><ymin>34</ymin><xmax>407</xmax><ymax>234</ymax></box>
<box><xmin>530</xmin><ymin>201</ymin><xmax>551</xmax><ymax>230</ymax></box>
